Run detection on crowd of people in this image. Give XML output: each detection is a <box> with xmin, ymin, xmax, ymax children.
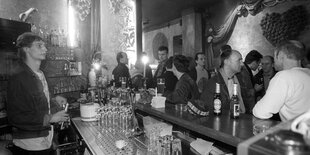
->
<box><xmin>113</xmin><ymin>41</ymin><xmax>310</xmax><ymax>122</ymax></box>
<box><xmin>5</xmin><ymin>32</ymin><xmax>310</xmax><ymax>154</ymax></box>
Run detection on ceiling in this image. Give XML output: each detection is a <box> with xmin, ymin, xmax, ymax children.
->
<box><xmin>141</xmin><ymin>0</ymin><xmax>220</xmax><ymax>31</ymax></box>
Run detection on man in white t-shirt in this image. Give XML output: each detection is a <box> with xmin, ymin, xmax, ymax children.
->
<box><xmin>253</xmin><ymin>40</ymin><xmax>310</xmax><ymax>121</ymax></box>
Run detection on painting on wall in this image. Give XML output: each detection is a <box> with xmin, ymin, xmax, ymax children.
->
<box><xmin>152</xmin><ymin>32</ymin><xmax>168</xmax><ymax>60</ymax></box>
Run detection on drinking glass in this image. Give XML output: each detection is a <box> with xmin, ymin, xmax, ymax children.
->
<box><xmin>157</xmin><ymin>78</ymin><xmax>165</xmax><ymax>95</ymax></box>
<box><xmin>253</xmin><ymin>123</ymin><xmax>271</xmax><ymax>135</ymax></box>
<box><xmin>172</xmin><ymin>138</ymin><xmax>182</xmax><ymax>155</ymax></box>
<box><xmin>107</xmin><ymin>107</ymin><xmax>113</xmax><ymax>132</ymax></box>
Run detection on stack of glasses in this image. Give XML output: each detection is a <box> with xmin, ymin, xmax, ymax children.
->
<box><xmin>98</xmin><ymin>104</ymin><xmax>134</xmax><ymax>136</ymax></box>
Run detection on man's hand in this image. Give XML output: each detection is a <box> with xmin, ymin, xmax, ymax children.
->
<box><xmin>254</xmin><ymin>84</ymin><xmax>263</xmax><ymax>92</ymax></box>
<box><xmin>50</xmin><ymin>110</ymin><xmax>69</xmax><ymax>123</ymax></box>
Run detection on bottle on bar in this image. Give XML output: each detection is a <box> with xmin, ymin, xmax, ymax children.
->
<box><xmin>230</xmin><ymin>83</ymin><xmax>240</xmax><ymax>119</ymax></box>
<box><xmin>213</xmin><ymin>83</ymin><xmax>222</xmax><ymax>115</ymax></box>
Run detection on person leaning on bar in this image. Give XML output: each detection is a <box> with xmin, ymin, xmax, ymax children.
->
<box><xmin>200</xmin><ymin>47</ymin><xmax>246</xmax><ymax>113</ymax></box>
<box><xmin>253</xmin><ymin>40</ymin><xmax>310</xmax><ymax>121</ymax></box>
<box><xmin>162</xmin><ymin>56</ymin><xmax>178</xmax><ymax>96</ymax></box>
<box><xmin>165</xmin><ymin>55</ymin><xmax>200</xmax><ymax>105</ymax></box>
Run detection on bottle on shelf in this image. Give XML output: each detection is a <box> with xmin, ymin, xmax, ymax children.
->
<box><xmin>230</xmin><ymin>83</ymin><xmax>240</xmax><ymax>119</ymax></box>
<box><xmin>213</xmin><ymin>83</ymin><xmax>222</xmax><ymax>115</ymax></box>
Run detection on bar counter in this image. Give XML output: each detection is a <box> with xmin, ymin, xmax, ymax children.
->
<box><xmin>72</xmin><ymin>117</ymin><xmax>148</xmax><ymax>155</ymax></box>
<box><xmin>134</xmin><ymin>102</ymin><xmax>279</xmax><ymax>148</ymax></box>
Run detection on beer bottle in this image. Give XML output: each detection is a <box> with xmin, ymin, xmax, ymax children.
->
<box><xmin>230</xmin><ymin>84</ymin><xmax>240</xmax><ymax>119</ymax></box>
<box><xmin>213</xmin><ymin>83</ymin><xmax>222</xmax><ymax>115</ymax></box>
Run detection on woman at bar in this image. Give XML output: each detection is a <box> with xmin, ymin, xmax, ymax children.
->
<box><xmin>165</xmin><ymin>55</ymin><xmax>199</xmax><ymax>105</ymax></box>
<box><xmin>162</xmin><ymin>56</ymin><xmax>178</xmax><ymax>96</ymax></box>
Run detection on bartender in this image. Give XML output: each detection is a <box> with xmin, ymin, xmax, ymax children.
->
<box><xmin>7</xmin><ymin>32</ymin><xmax>69</xmax><ymax>154</ymax></box>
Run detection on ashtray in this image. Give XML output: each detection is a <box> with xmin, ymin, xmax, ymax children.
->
<box><xmin>115</xmin><ymin>140</ymin><xmax>128</xmax><ymax>149</ymax></box>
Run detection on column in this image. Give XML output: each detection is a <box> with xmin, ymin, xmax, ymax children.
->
<box><xmin>181</xmin><ymin>8</ymin><xmax>204</xmax><ymax>57</ymax></box>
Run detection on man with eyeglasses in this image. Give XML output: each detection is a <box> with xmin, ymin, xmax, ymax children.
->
<box><xmin>7</xmin><ymin>32</ymin><xmax>69</xmax><ymax>154</ymax></box>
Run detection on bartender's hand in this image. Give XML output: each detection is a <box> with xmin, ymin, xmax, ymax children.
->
<box><xmin>50</xmin><ymin>110</ymin><xmax>69</xmax><ymax>123</ymax></box>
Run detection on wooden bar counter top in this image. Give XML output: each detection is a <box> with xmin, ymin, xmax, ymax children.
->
<box><xmin>134</xmin><ymin>102</ymin><xmax>279</xmax><ymax>147</ymax></box>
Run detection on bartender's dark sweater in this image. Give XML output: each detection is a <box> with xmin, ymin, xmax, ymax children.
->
<box><xmin>165</xmin><ymin>73</ymin><xmax>199</xmax><ymax>104</ymax></box>
<box><xmin>7</xmin><ymin>62</ymin><xmax>59</xmax><ymax>139</ymax></box>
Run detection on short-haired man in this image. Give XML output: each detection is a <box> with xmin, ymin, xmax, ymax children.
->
<box><xmin>165</xmin><ymin>55</ymin><xmax>199</xmax><ymax>105</ymax></box>
<box><xmin>189</xmin><ymin>52</ymin><xmax>209</xmax><ymax>92</ymax></box>
<box><xmin>201</xmin><ymin>49</ymin><xmax>246</xmax><ymax>113</ymax></box>
<box><xmin>253</xmin><ymin>40</ymin><xmax>310</xmax><ymax>121</ymax></box>
<box><xmin>112</xmin><ymin>51</ymin><xmax>130</xmax><ymax>87</ymax></box>
<box><xmin>154</xmin><ymin>46</ymin><xmax>169</xmax><ymax>85</ymax></box>
<box><xmin>244</xmin><ymin>50</ymin><xmax>263</xmax><ymax>85</ymax></box>
<box><xmin>253</xmin><ymin>56</ymin><xmax>277</xmax><ymax>101</ymax></box>
<box><xmin>236</xmin><ymin>50</ymin><xmax>261</xmax><ymax>112</ymax></box>
<box><xmin>7</xmin><ymin>32</ymin><xmax>68</xmax><ymax>154</ymax></box>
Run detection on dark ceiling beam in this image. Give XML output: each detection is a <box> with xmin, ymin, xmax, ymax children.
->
<box><xmin>143</xmin><ymin>17</ymin><xmax>182</xmax><ymax>33</ymax></box>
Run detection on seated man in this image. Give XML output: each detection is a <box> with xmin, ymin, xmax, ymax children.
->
<box><xmin>201</xmin><ymin>49</ymin><xmax>246</xmax><ymax>113</ymax></box>
<box><xmin>165</xmin><ymin>55</ymin><xmax>199</xmax><ymax>105</ymax></box>
<box><xmin>253</xmin><ymin>40</ymin><xmax>310</xmax><ymax>121</ymax></box>
<box><xmin>253</xmin><ymin>55</ymin><xmax>277</xmax><ymax>101</ymax></box>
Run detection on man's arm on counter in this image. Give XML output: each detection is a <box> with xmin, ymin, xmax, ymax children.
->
<box><xmin>252</xmin><ymin>74</ymin><xmax>287</xmax><ymax>119</ymax></box>
<box><xmin>166</xmin><ymin>80</ymin><xmax>189</xmax><ymax>104</ymax></box>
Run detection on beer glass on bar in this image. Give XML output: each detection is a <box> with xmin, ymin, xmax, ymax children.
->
<box><xmin>157</xmin><ymin>78</ymin><xmax>165</xmax><ymax>96</ymax></box>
